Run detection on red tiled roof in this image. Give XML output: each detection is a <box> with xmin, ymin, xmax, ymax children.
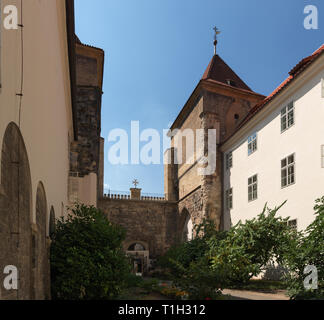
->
<box><xmin>202</xmin><ymin>54</ymin><xmax>253</xmax><ymax>92</ymax></box>
<box><xmin>236</xmin><ymin>44</ymin><xmax>324</xmax><ymax>131</ymax></box>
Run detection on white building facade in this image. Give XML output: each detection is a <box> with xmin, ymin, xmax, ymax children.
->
<box><xmin>222</xmin><ymin>45</ymin><xmax>324</xmax><ymax>232</ymax></box>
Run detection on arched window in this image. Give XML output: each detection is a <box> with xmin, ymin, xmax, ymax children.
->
<box><xmin>128</xmin><ymin>243</ymin><xmax>146</xmax><ymax>251</ymax></box>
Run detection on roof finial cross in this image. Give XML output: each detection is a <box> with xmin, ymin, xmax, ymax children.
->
<box><xmin>132</xmin><ymin>179</ymin><xmax>139</xmax><ymax>189</ymax></box>
<box><xmin>213</xmin><ymin>26</ymin><xmax>221</xmax><ymax>55</ymax></box>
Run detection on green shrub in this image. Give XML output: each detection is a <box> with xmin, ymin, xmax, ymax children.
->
<box><xmin>50</xmin><ymin>204</ymin><xmax>130</xmax><ymax>300</ymax></box>
<box><xmin>169</xmin><ymin>256</ymin><xmax>225</xmax><ymax>300</ymax></box>
<box><xmin>283</xmin><ymin>197</ymin><xmax>324</xmax><ymax>300</ymax></box>
<box><xmin>158</xmin><ymin>220</ymin><xmax>229</xmax><ymax>299</ymax></box>
<box><xmin>158</xmin><ymin>220</ymin><xmax>223</xmax><ymax>272</ymax></box>
<box><xmin>209</xmin><ymin>202</ymin><xmax>297</xmax><ymax>284</ymax></box>
<box><xmin>140</xmin><ymin>278</ymin><xmax>159</xmax><ymax>292</ymax></box>
<box><xmin>159</xmin><ymin>199</ymin><xmax>324</xmax><ymax>300</ymax></box>
<box><xmin>124</xmin><ymin>273</ymin><xmax>144</xmax><ymax>288</ymax></box>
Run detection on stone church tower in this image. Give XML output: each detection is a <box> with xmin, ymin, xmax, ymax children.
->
<box><xmin>165</xmin><ymin>42</ymin><xmax>264</xmax><ymax>233</ymax></box>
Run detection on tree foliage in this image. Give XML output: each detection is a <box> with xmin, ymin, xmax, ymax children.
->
<box><xmin>283</xmin><ymin>197</ymin><xmax>324</xmax><ymax>299</ymax></box>
<box><xmin>50</xmin><ymin>204</ymin><xmax>130</xmax><ymax>300</ymax></box>
<box><xmin>209</xmin><ymin>202</ymin><xmax>297</xmax><ymax>284</ymax></box>
<box><xmin>160</xmin><ymin>199</ymin><xmax>323</xmax><ymax>300</ymax></box>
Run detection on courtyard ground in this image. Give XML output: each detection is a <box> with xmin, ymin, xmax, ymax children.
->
<box><xmin>222</xmin><ymin>289</ymin><xmax>289</xmax><ymax>300</ymax></box>
<box><xmin>119</xmin><ymin>276</ymin><xmax>290</xmax><ymax>300</ymax></box>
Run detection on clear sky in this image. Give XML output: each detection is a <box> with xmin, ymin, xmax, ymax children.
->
<box><xmin>75</xmin><ymin>0</ymin><xmax>322</xmax><ymax>195</ymax></box>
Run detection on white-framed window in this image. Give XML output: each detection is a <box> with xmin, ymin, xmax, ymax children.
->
<box><xmin>281</xmin><ymin>102</ymin><xmax>294</xmax><ymax>132</ymax></box>
<box><xmin>226</xmin><ymin>152</ymin><xmax>233</xmax><ymax>170</ymax></box>
<box><xmin>281</xmin><ymin>154</ymin><xmax>295</xmax><ymax>188</ymax></box>
<box><xmin>248</xmin><ymin>133</ymin><xmax>257</xmax><ymax>156</ymax></box>
<box><xmin>226</xmin><ymin>188</ymin><xmax>233</xmax><ymax>210</ymax></box>
<box><xmin>288</xmin><ymin>219</ymin><xmax>297</xmax><ymax>230</ymax></box>
<box><xmin>322</xmin><ymin>145</ymin><xmax>324</xmax><ymax>168</ymax></box>
<box><xmin>248</xmin><ymin>174</ymin><xmax>258</xmax><ymax>202</ymax></box>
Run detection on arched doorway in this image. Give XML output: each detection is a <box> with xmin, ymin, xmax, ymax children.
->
<box><xmin>128</xmin><ymin>243</ymin><xmax>146</xmax><ymax>251</ymax></box>
<box><xmin>0</xmin><ymin>123</ymin><xmax>32</xmax><ymax>300</ymax></box>
<box><xmin>34</xmin><ymin>183</ymin><xmax>50</xmax><ymax>300</ymax></box>
<box><xmin>179</xmin><ymin>208</ymin><xmax>193</xmax><ymax>242</ymax></box>
<box><xmin>183</xmin><ymin>215</ymin><xmax>193</xmax><ymax>242</ymax></box>
<box><xmin>126</xmin><ymin>242</ymin><xmax>149</xmax><ymax>275</ymax></box>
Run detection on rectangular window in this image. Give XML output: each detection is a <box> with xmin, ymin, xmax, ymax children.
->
<box><xmin>322</xmin><ymin>146</ymin><xmax>324</xmax><ymax>168</ymax></box>
<box><xmin>288</xmin><ymin>219</ymin><xmax>297</xmax><ymax>230</ymax></box>
<box><xmin>281</xmin><ymin>102</ymin><xmax>294</xmax><ymax>132</ymax></box>
<box><xmin>248</xmin><ymin>133</ymin><xmax>257</xmax><ymax>156</ymax></box>
<box><xmin>248</xmin><ymin>175</ymin><xmax>258</xmax><ymax>202</ymax></box>
<box><xmin>322</xmin><ymin>79</ymin><xmax>324</xmax><ymax>98</ymax></box>
<box><xmin>281</xmin><ymin>154</ymin><xmax>295</xmax><ymax>188</ymax></box>
<box><xmin>226</xmin><ymin>152</ymin><xmax>233</xmax><ymax>169</ymax></box>
<box><xmin>226</xmin><ymin>188</ymin><xmax>233</xmax><ymax>210</ymax></box>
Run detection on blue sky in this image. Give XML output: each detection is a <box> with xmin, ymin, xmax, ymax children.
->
<box><xmin>75</xmin><ymin>0</ymin><xmax>322</xmax><ymax>195</ymax></box>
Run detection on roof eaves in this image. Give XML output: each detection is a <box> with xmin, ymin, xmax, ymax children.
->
<box><xmin>222</xmin><ymin>44</ymin><xmax>324</xmax><ymax>145</ymax></box>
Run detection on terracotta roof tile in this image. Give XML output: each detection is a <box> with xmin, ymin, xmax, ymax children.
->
<box><xmin>235</xmin><ymin>44</ymin><xmax>324</xmax><ymax>132</ymax></box>
<box><xmin>202</xmin><ymin>55</ymin><xmax>253</xmax><ymax>92</ymax></box>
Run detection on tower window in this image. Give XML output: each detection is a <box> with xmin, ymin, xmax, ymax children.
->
<box><xmin>226</xmin><ymin>79</ymin><xmax>237</xmax><ymax>87</ymax></box>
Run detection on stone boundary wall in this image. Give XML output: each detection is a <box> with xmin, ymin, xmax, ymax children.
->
<box><xmin>98</xmin><ymin>198</ymin><xmax>179</xmax><ymax>259</ymax></box>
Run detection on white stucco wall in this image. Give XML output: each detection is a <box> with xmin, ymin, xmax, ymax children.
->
<box><xmin>0</xmin><ymin>0</ymin><xmax>74</xmax><ymax>233</ymax></box>
<box><xmin>222</xmin><ymin>53</ymin><xmax>324</xmax><ymax>231</ymax></box>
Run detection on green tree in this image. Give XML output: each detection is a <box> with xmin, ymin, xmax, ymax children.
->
<box><xmin>283</xmin><ymin>197</ymin><xmax>324</xmax><ymax>300</ymax></box>
<box><xmin>209</xmin><ymin>202</ymin><xmax>297</xmax><ymax>284</ymax></box>
<box><xmin>50</xmin><ymin>204</ymin><xmax>130</xmax><ymax>300</ymax></box>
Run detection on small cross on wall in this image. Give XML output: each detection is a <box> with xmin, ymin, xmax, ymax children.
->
<box><xmin>132</xmin><ymin>179</ymin><xmax>139</xmax><ymax>189</ymax></box>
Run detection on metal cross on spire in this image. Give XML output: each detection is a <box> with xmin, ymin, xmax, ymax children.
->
<box><xmin>213</xmin><ymin>27</ymin><xmax>221</xmax><ymax>55</ymax></box>
<box><xmin>132</xmin><ymin>179</ymin><xmax>139</xmax><ymax>189</ymax></box>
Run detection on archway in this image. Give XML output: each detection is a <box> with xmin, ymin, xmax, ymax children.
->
<box><xmin>125</xmin><ymin>241</ymin><xmax>149</xmax><ymax>275</ymax></box>
<box><xmin>179</xmin><ymin>208</ymin><xmax>193</xmax><ymax>242</ymax></box>
<box><xmin>34</xmin><ymin>182</ymin><xmax>50</xmax><ymax>300</ymax></box>
<box><xmin>128</xmin><ymin>243</ymin><xmax>146</xmax><ymax>251</ymax></box>
<box><xmin>0</xmin><ymin>122</ymin><xmax>32</xmax><ymax>300</ymax></box>
<box><xmin>183</xmin><ymin>215</ymin><xmax>193</xmax><ymax>242</ymax></box>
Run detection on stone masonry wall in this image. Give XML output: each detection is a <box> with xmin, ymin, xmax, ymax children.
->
<box><xmin>70</xmin><ymin>86</ymin><xmax>102</xmax><ymax>178</ymax></box>
<box><xmin>98</xmin><ymin>198</ymin><xmax>179</xmax><ymax>259</ymax></box>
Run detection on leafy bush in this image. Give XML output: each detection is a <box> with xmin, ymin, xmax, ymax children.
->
<box><xmin>158</xmin><ymin>199</ymin><xmax>324</xmax><ymax>300</ymax></box>
<box><xmin>159</xmin><ymin>203</ymin><xmax>300</xmax><ymax>299</ymax></box>
<box><xmin>50</xmin><ymin>204</ymin><xmax>130</xmax><ymax>300</ymax></box>
<box><xmin>209</xmin><ymin>202</ymin><xmax>297</xmax><ymax>284</ymax></box>
<box><xmin>157</xmin><ymin>221</ymin><xmax>229</xmax><ymax>299</ymax></box>
<box><xmin>158</xmin><ymin>220</ymin><xmax>224</xmax><ymax>272</ymax></box>
<box><xmin>170</xmin><ymin>256</ymin><xmax>225</xmax><ymax>300</ymax></box>
<box><xmin>283</xmin><ymin>197</ymin><xmax>324</xmax><ymax>300</ymax></box>
<box><xmin>124</xmin><ymin>273</ymin><xmax>144</xmax><ymax>288</ymax></box>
